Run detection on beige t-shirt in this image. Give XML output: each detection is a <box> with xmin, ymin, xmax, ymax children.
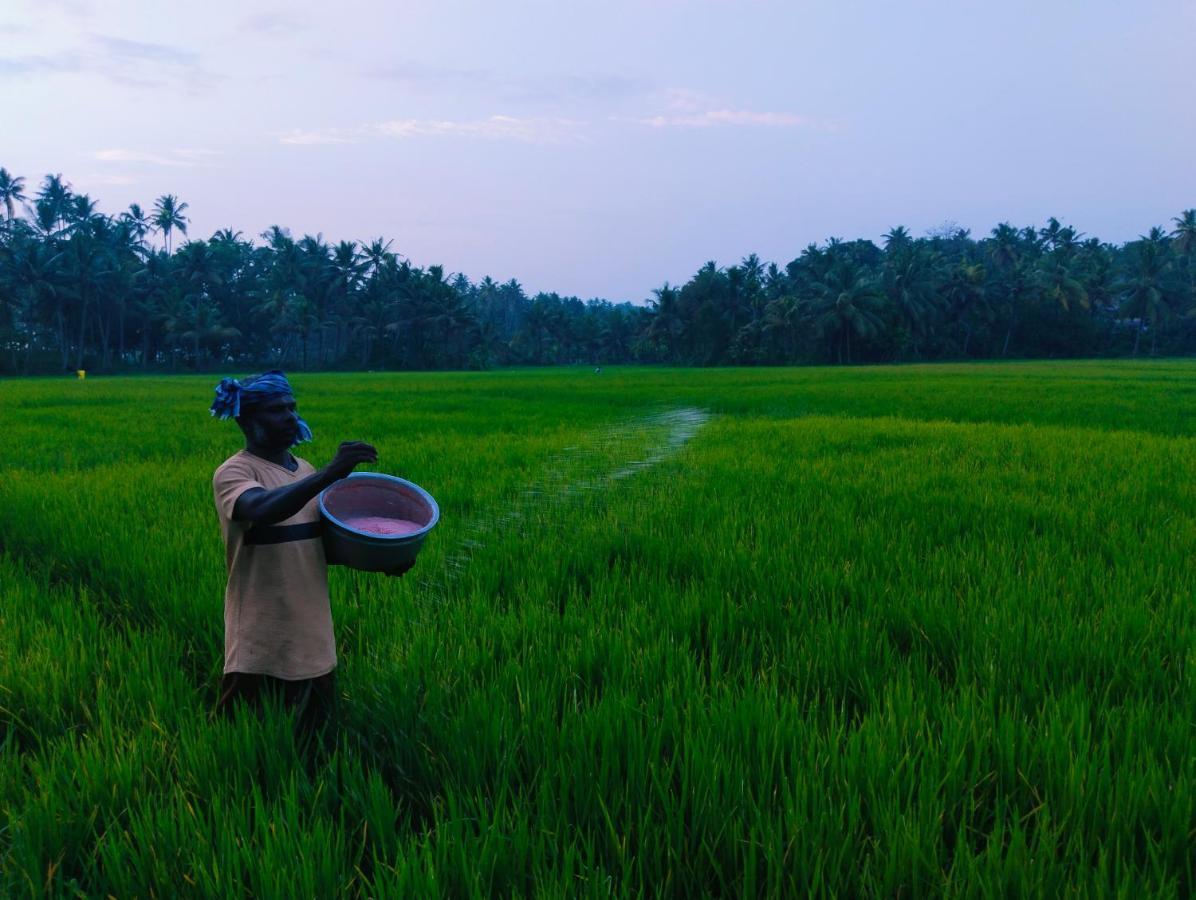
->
<box><xmin>212</xmin><ymin>450</ymin><xmax>336</xmax><ymax>680</ymax></box>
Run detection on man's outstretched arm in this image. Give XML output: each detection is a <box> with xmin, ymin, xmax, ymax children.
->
<box><xmin>233</xmin><ymin>441</ymin><xmax>377</xmax><ymax>525</ymax></box>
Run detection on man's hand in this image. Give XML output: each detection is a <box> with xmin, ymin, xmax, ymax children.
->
<box><xmin>325</xmin><ymin>441</ymin><xmax>378</xmax><ymax>480</ymax></box>
<box><xmin>231</xmin><ymin>441</ymin><xmax>378</xmax><ymax>525</ymax></box>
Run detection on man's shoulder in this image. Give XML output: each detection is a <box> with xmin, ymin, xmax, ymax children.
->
<box><xmin>215</xmin><ymin>449</ymin><xmax>249</xmax><ymax>470</ymax></box>
<box><xmin>213</xmin><ymin>450</ymin><xmax>253</xmax><ymax>482</ymax></box>
<box><xmin>214</xmin><ymin>451</ymin><xmax>312</xmax><ymax>481</ymax></box>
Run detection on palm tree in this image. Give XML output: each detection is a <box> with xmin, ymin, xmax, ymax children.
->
<box><xmin>255</xmin><ymin>234</ymin><xmax>305</xmax><ymax>364</ymax></box>
<box><xmin>1039</xmin><ymin>217</ymin><xmax>1083</xmax><ymax>253</ymax></box>
<box><xmin>120</xmin><ymin>204</ymin><xmax>152</xmax><ymax>248</ymax></box>
<box><xmin>883</xmin><ymin>226</ymin><xmax>911</xmax><ymax>252</ymax></box>
<box><xmin>0</xmin><ymin>168</ymin><xmax>26</xmax><ymax>222</ymax></box>
<box><xmin>736</xmin><ymin>252</ymin><xmax>767</xmax><ymax>322</ymax></box>
<box><xmin>420</xmin><ymin>273</ymin><xmax>481</xmax><ymax>367</ymax></box>
<box><xmin>493</xmin><ymin>278</ymin><xmax>528</xmax><ymax>351</ymax></box>
<box><xmin>37</xmin><ymin>174</ymin><xmax>72</xmax><ymax>231</ymax></box>
<box><xmin>1120</xmin><ymin>232</ymin><xmax>1173</xmax><ymax>355</ymax></box>
<box><xmin>1035</xmin><ymin>251</ymin><xmax>1089</xmax><ymax>314</ymax></box>
<box><xmin>362</xmin><ymin>237</ymin><xmax>395</xmax><ymax>274</ymax></box>
<box><xmin>1081</xmin><ymin>240</ymin><xmax>1117</xmax><ymax>311</ymax></box>
<box><xmin>942</xmin><ymin>261</ymin><xmax>989</xmax><ymax>355</ymax></box>
<box><xmin>60</xmin><ymin>225</ymin><xmax>117</xmax><ymax>369</ymax></box>
<box><xmin>5</xmin><ymin>233</ymin><xmax>65</xmax><ymax>370</ymax></box>
<box><xmin>645</xmin><ymin>283</ymin><xmax>684</xmax><ymax>361</ymax></box>
<box><xmin>988</xmin><ymin>223</ymin><xmax>1022</xmax><ymax>269</ymax></box>
<box><xmin>882</xmin><ymin>242</ymin><xmax>941</xmax><ymax>357</ymax></box>
<box><xmin>812</xmin><ymin>259</ymin><xmax>885</xmax><ymax>364</ymax></box>
<box><xmin>126</xmin><ymin>251</ymin><xmax>166</xmax><ymax>368</ymax></box>
<box><xmin>260</xmin><ymin>224</ymin><xmax>293</xmax><ymax>251</ymax></box>
<box><xmin>169</xmin><ymin>293</ymin><xmax>239</xmax><ymax>370</ymax></box>
<box><xmin>153</xmin><ymin>194</ymin><xmax>189</xmax><ymax>254</ymax></box>
<box><xmin>759</xmin><ymin>293</ymin><xmax>803</xmax><ymax>361</ymax></box>
<box><xmin>175</xmin><ymin>239</ymin><xmax>224</xmax><ymax>364</ymax></box>
<box><xmin>1172</xmin><ymin>210</ymin><xmax>1196</xmax><ymax>257</ymax></box>
<box><xmin>987</xmin><ymin>223</ymin><xmax>1029</xmax><ymax>355</ymax></box>
<box><xmin>1171</xmin><ymin>210</ymin><xmax>1196</xmax><ymax>311</ymax></box>
<box><xmin>295</xmin><ymin>233</ymin><xmax>334</xmax><ymax>365</ymax></box>
<box><xmin>324</xmin><ymin>240</ymin><xmax>364</xmax><ymax>362</ymax></box>
<box><xmin>520</xmin><ymin>294</ymin><xmax>560</xmax><ymax>363</ymax></box>
<box><xmin>69</xmin><ymin>194</ymin><xmax>100</xmax><ymax>226</ymax></box>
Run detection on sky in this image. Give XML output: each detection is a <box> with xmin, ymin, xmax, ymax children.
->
<box><xmin>2</xmin><ymin>0</ymin><xmax>1194</xmax><ymax>302</ymax></box>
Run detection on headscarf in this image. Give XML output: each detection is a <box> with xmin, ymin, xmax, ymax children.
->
<box><xmin>209</xmin><ymin>370</ymin><xmax>313</xmax><ymax>443</ymax></box>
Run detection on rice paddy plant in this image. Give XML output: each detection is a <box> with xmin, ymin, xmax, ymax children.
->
<box><xmin>1</xmin><ymin>361</ymin><xmax>1193</xmax><ymax>896</ymax></box>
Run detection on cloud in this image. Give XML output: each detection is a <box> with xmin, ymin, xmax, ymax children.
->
<box><xmin>495</xmin><ymin>73</ymin><xmax>653</xmax><ymax>105</ymax></box>
<box><xmin>242</xmin><ymin>12</ymin><xmax>306</xmax><ymax>37</ymax></box>
<box><xmin>279</xmin><ymin>87</ymin><xmax>823</xmax><ymax>148</ymax></box>
<box><xmin>662</xmin><ymin>87</ymin><xmax>716</xmax><ymax>112</ymax></box>
<box><xmin>560</xmin><ymin>74</ymin><xmax>651</xmax><ymax>102</ymax></box>
<box><xmin>365</xmin><ymin>62</ymin><xmax>485</xmax><ymax>87</ymax></box>
<box><xmin>0</xmin><ymin>33</ymin><xmax>217</xmax><ymax>91</ymax></box>
<box><xmin>631</xmin><ymin>109</ymin><xmax>821</xmax><ymax>128</ymax></box>
<box><xmin>28</xmin><ymin>0</ymin><xmax>92</xmax><ymax>14</ymax></box>
<box><xmin>88</xmin><ymin>34</ymin><xmax>218</xmax><ymax>91</ymax></box>
<box><xmin>280</xmin><ymin>115</ymin><xmax>585</xmax><ymax>146</ymax></box>
<box><xmin>374</xmin><ymin>115</ymin><xmax>583</xmax><ymax>142</ymax></box>
<box><xmin>93</xmin><ymin>148</ymin><xmax>219</xmax><ymax>167</ymax></box>
<box><xmin>78</xmin><ymin>173</ymin><xmax>138</xmax><ymax>186</ymax></box>
<box><xmin>92</xmin><ymin>35</ymin><xmax>200</xmax><ymax>66</ymax></box>
<box><xmin>622</xmin><ymin>87</ymin><xmax>834</xmax><ymax>130</ymax></box>
<box><xmin>364</xmin><ymin>63</ymin><xmax>652</xmax><ymax>105</ymax></box>
<box><xmin>279</xmin><ymin>130</ymin><xmax>357</xmax><ymax>146</ymax></box>
<box><xmin>0</xmin><ymin>53</ymin><xmax>83</xmax><ymax>76</ymax></box>
<box><xmin>37</xmin><ymin>0</ymin><xmax>91</xmax><ymax>11</ymax></box>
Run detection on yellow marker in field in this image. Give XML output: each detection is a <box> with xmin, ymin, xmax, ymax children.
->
<box><xmin>77</xmin><ymin>369</ymin><xmax>86</xmax><ymax>380</ymax></box>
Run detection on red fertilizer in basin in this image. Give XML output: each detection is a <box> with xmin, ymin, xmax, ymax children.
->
<box><xmin>319</xmin><ymin>473</ymin><xmax>439</xmax><ymax>572</ymax></box>
<box><xmin>343</xmin><ymin>516</ymin><xmax>424</xmax><ymax>536</ymax></box>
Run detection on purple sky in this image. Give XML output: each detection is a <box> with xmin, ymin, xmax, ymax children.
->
<box><xmin>3</xmin><ymin>0</ymin><xmax>1194</xmax><ymax>302</ymax></box>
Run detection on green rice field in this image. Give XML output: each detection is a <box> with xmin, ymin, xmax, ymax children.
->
<box><xmin>1</xmin><ymin>361</ymin><xmax>1193</xmax><ymax>897</ymax></box>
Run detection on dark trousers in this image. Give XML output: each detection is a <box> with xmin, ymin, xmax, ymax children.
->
<box><xmin>215</xmin><ymin>670</ymin><xmax>338</xmax><ymax>748</ymax></box>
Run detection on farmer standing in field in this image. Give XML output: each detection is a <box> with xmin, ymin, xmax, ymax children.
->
<box><xmin>209</xmin><ymin>370</ymin><xmax>383</xmax><ymax>739</ymax></box>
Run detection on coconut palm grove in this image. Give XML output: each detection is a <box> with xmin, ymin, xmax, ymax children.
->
<box><xmin>0</xmin><ymin>167</ymin><xmax>1193</xmax><ymax>375</ymax></box>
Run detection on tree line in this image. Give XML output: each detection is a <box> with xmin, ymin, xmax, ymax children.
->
<box><xmin>1</xmin><ymin>167</ymin><xmax>1193</xmax><ymax>375</ymax></box>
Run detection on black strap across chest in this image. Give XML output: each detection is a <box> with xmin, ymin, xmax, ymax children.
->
<box><xmin>244</xmin><ymin>521</ymin><xmax>323</xmax><ymax>546</ymax></box>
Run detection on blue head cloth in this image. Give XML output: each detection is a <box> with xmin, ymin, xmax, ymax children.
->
<box><xmin>210</xmin><ymin>370</ymin><xmax>313</xmax><ymax>444</ymax></box>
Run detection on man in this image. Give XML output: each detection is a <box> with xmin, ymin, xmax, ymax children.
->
<box><xmin>209</xmin><ymin>370</ymin><xmax>382</xmax><ymax>738</ymax></box>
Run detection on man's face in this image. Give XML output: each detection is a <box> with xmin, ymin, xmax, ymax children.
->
<box><xmin>240</xmin><ymin>393</ymin><xmax>301</xmax><ymax>449</ymax></box>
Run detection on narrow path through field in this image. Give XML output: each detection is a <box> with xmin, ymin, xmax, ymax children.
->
<box><xmin>420</xmin><ymin>406</ymin><xmax>711</xmax><ymax>596</ymax></box>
